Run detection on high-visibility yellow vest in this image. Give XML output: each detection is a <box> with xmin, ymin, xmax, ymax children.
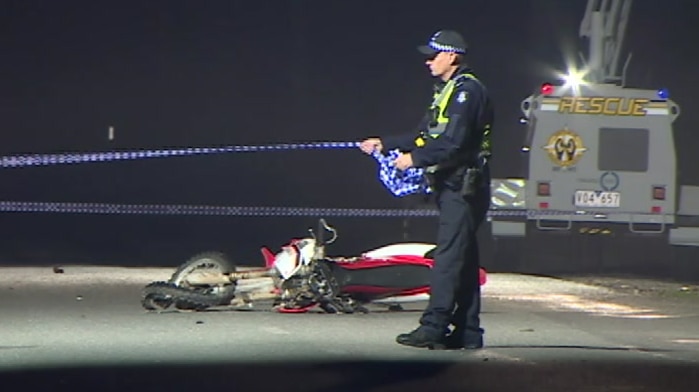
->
<box><xmin>414</xmin><ymin>72</ymin><xmax>492</xmax><ymax>158</ymax></box>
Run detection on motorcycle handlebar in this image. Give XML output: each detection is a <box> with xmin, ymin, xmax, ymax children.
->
<box><xmin>310</xmin><ymin>218</ymin><xmax>338</xmax><ymax>246</ymax></box>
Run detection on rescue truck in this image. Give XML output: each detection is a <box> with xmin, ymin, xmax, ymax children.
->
<box><xmin>484</xmin><ymin>0</ymin><xmax>699</xmax><ymax>280</ymax></box>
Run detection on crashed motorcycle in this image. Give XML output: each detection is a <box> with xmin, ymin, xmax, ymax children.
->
<box><xmin>141</xmin><ymin>218</ymin><xmax>487</xmax><ymax>314</ymax></box>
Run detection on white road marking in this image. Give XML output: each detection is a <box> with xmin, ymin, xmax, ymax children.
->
<box><xmin>672</xmin><ymin>339</ymin><xmax>699</xmax><ymax>344</ymax></box>
<box><xmin>487</xmin><ymin>293</ymin><xmax>674</xmax><ymax>319</ymax></box>
<box><xmin>262</xmin><ymin>326</ymin><xmax>290</xmax><ymax>335</ymax></box>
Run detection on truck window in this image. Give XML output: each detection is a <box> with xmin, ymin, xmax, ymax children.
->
<box><xmin>598</xmin><ymin>127</ymin><xmax>649</xmax><ymax>172</ymax></box>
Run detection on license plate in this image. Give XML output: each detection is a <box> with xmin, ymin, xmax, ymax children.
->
<box><xmin>574</xmin><ymin>190</ymin><xmax>620</xmax><ymax>208</ymax></box>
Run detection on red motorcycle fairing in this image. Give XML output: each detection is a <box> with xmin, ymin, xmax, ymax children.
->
<box><xmin>260</xmin><ymin>246</ymin><xmax>487</xmax><ymax>287</ymax></box>
<box><xmin>331</xmin><ymin>263</ymin><xmax>431</xmax><ymax>295</ymax></box>
<box><xmin>261</xmin><ymin>245</ymin><xmax>487</xmax><ymax>314</ymax></box>
<box><xmin>325</xmin><ymin>258</ymin><xmax>431</xmax><ymax>297</ymax></box>
<box><xmin>260</xmin><ymin>238</ymin><xmax>310</xmax><ymax>270</ymax></box>
<box><xmin>261</xmin><ymin>247</ymin><xmax>276</xmax><ymax>269</ymax></box>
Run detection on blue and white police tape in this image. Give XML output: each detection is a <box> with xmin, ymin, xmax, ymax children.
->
<box><xmin>0</xmin><ymin>201</ymin><xmax>439</xmax><ymax>217</ymax></box>
<box><xmin>371</xmin><ymin>149</ymin><xmax>431</xmax><ymax>198</ymax></box>
<box><xmin>0</xmin><ymin>141</ymin><xmax>361</xmax><ymax>169</ymax></box>
<box><xmin>0</xmin><ymin>138</ymin><xmax>428</xmax><ymax>198</ymax></box>
<box><xmin>370</xmin><ymin>149</ymin><xmax>493</xmax><ymax>198</ymax></box>
<box><xmin>0</xmin><ymin>200</ymin><xmax>592</xmax><ymax>218</ymax></box>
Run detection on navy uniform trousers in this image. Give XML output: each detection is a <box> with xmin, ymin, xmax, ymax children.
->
<box><xmin>419</xmin><ymin>164</ymin><xmax>491</xmax><ymax>341</ymax></box>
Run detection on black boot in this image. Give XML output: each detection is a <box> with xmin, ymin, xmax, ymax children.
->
<box><xmin>395</xmin><ymin>326</ymin><xmax>445</xmax><ymax>349</ymax></box>
<box><xmin>441</xmin><ymin>331</ymin><xmax>484</xmax><ymax>350</ymax></box>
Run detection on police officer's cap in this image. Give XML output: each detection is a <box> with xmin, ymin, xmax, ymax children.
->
<box><xmin>417</xmin><ymin>30</ymin><xmax>468</xmax><ymax>55</ymax></box>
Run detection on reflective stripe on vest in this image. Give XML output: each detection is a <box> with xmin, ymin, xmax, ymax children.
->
<box><xmin>426</xmin><ymin>73</ymin><xmax>478</xmax><ymax>138</ymax></box>
<box><xmin>413</xmin><ymin>72</ymin><xmax>492</xmax><ymax>169</ymax></box>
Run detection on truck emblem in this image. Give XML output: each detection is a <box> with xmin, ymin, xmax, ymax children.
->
<box><xmin>600</xmin><ymin>171</ymin><xmax>620</xmax><ymax>191</ymax></box>
<box><xmin>543</xmin><ymin>128</ymin><xmax>587</xmax><ymax>167</ymax></box>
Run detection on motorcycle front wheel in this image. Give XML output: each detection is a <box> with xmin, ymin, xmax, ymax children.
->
<box><xmin>141</xmin><ymin>251</ymin><xmax>237</xmax><ymax>311</ymax></box>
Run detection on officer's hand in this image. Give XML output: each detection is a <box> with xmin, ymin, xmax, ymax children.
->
<box><xmin>359</xmin><ymin>138</ymin><xmax>383</xmax><ymax>154</ymax></box>
<box><xmin>393</xmin><ymin>153</ymin><xmax>413</xmax><ymax>170</ymax></box>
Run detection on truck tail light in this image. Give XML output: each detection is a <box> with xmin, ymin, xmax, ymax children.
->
<box><xmin>537</xmin><ymin>181</ymin><xmax>551</xmax><ymax>196</ymax></box>
<box><xmin>540</xmin><ymin>83</ymin><xmax>554</xmax><ymax>95</ymax></box>
<box><xmin>652</xmin><ymin>186</ymin><xmax>666</xmax><ymax>200</ymax></box>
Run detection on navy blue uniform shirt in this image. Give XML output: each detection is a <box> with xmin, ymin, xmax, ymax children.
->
<box><xmin>382</xmin><ymin>66</ymin><xmax>493</xmax><ymax>174</ymax></box>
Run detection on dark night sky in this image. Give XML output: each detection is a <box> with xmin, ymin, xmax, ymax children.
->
<box><xmin>0</xmin><ymin>0</ymin><xmax>698</xmax><ymax>266</ymax></box>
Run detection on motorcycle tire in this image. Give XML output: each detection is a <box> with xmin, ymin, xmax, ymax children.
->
<box><xmin>169</xmin><ymin>251</ymin><xmax>236</xmax><ymax>286</ymax></box>
<box><xmin>144</xmin><ymin>251</ymin><xmax>237</xmax><ymax>311</ymax></box>
<box><xmin>141</xmin><ymin>281</ymin><xmax>235</xmax><ymax>311</ymax></box>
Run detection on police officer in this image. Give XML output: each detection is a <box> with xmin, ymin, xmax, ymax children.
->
<box><xmin>360</xmin><ymin>29</ymin><xmax>493</xmax><ymax>350</ymax></box>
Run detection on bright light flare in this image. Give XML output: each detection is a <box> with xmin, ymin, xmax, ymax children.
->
<box><xmin>557</xmin><ymin>67</ymin><xmax>590</xmax><ymax>96</ymax></box>
<box><xmin>563</xmin><ymin>70</ymin><xmax>586</xmax><ymax>88</ymax></box>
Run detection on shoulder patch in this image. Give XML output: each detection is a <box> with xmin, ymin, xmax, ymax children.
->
<box><xmin>456</xmin><ymin>90</ymin><xmax>468</xmax><ymax>103</ymax></box>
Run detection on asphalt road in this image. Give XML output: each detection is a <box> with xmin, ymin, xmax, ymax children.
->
<box><xmin>1</xmin><ymin>266</ymin><xmax>698</xmax><ymax>391</ymax></box>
